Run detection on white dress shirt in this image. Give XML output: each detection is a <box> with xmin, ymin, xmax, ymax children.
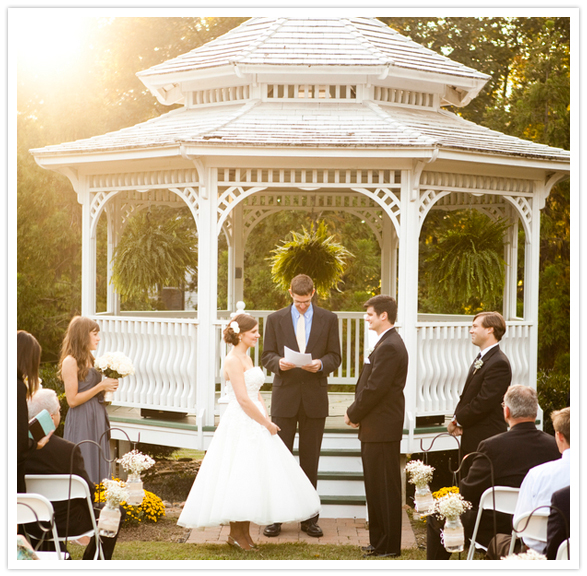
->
<box><xmin>513</xmin><ymin>448</ymin><xmax>571</xmax><ymax>553</ymax></box>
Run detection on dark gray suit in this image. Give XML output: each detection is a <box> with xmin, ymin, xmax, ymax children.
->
<box><xmin>262</xmin><ymin>304</ymin><xmax>341</xmax><ymax>488</ymax></box>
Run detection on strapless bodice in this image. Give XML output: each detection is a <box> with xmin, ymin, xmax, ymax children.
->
<box><xmin>225</xmin><ymin>366</ymin><xmax>264</xmax><ymax>400</ymax></box>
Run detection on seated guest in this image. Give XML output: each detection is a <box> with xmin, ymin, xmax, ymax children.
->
<box><xmin>546</xmin><ymin>485</ymin><xmax>570</xmax><ymax>560</ymax></box>
<box><xmin>24</xmin><ymin>389</ymin><xmax>122</xmax><ymax>560</ymax></box>
<box><xmin>427</xmin><ymin>385</ymin><xmax>560</xmax><ymax>559</ymax></box>
<box><xmin>513</xmin><ymin>407</ymin><xmax>570</xmax><ymax>555</ymax></box>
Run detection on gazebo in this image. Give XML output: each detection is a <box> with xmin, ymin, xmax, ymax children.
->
<box><xmin>31</xmin><ymin>17</ymin><xmax>570</xmax><ymax>517</ymax></box>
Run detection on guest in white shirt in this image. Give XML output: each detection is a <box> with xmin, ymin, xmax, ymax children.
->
<box><xmin>513</xmin><ymin>407</ymin><xmax>570</xmax><ymax>554</ymax></box>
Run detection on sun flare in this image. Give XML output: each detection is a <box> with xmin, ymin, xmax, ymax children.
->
<box><xmin>12</xmin><ymin>9</ymin><xmax>94</xmax><ymax>77</ymax></box>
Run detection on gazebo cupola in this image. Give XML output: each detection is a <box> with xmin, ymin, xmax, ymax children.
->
<box><xmin>32</xmin><ymin>17</ymin><xmax>570</xmax><ymax>451</ymax></box>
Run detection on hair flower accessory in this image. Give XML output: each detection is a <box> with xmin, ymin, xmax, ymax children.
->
<box><xmin>230</xmin><ymin>321</ymin><xmax>240</xmax><ymax>334</ymax></box>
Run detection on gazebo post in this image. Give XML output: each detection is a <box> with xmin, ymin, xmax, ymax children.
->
<box><xmin>232</xmin><ymin>203</ymin><xmax>245</xmax><ymax>309</ymax></box>
<box><xmin>525</xmin><ymin>188</ymin><xmax>544</xmax><ymax>391</ymax></box>
<box><xmin>503</xmin><ymin>213</ymin><xmax>520</xmax><ymax>320</ymax></box>
<box><xmin>80</xmin><ymin>181</ymin><xmax>96</xmax><ymax>317</ymax></box>
<box><xmin>380</xmin><ymin>216</ymin><xmax>395</xmax><ymax>296</ymax></box>
<box><xmin>196</xmin><ymin>166</ymin><xmax>220</xmax><ymax>427</ymax></box>
<box><xmin>397</xmin><ymin>168</ymin><xmax>421</xmax><ymax>438</ymax></box>
<box><xmin>106</xmin><ymin>197</ymin><xmax>122</xmax><ymax>315</ymax></box>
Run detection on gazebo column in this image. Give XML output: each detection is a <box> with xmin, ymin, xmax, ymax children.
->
<box><xmin>228</xmin><ymin>203</ymin><xmax>245</xmax><ymax>310</ymax></box>
<box><xmin>196</xmin><ymin>167</ymin><xmax>219</xmax><ymax>427</ymax></box>
<box><xmin>525</xmin><ymin>189</ymin><xmax>543</xmax><ymax>390</ymax></box>
<box><xmin>106</xmin><ymin>198</ymin><xmax>122</xmax><ymax>315</ymax></box>
<box><xmin>80</xmin><ymin>181</ymin><xmax>96</xmax><ymax>316</ymax></box>
<box><xmin>380</xmin><ymin>216</ymin><xmax>398</xmax><ymax>297</ymax></box>
<box><xmin>503</xmin><ymin>212</ymin><xmax>519</xmax><ymax>320</ymax></box>
<box><xmin>397</xmin><ymin>169</ymin><xmax>421</xmax><ymax>439</ymax></box>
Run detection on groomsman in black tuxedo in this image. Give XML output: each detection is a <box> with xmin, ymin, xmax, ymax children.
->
<box><xmin>261</xmin><ymin>274</ymin><xmax>341</xmax><ymax>538</ymax></box>
<box><xmin>345</xmin><ymin>295</ymin><xmax>408</xmax><ymax>558</ymax></box>
<box><xmin>448</xmin><ymin>311</ymin><xmax>512</xmax><ymax>457</ymax></box>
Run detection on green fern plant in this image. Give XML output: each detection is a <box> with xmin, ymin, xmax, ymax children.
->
<box><xmin>268</xmin><ymin>220</ymin><xmax>353</xmax><ymax>297</ymax></box>
<box><xmin>111</xmin><ymin>210</ymin><xmax>197</xmax><ymax>301</ymax></box>
<box><xmin>424</xmin><ymin>210</ymin><xmax>510</xmax><ymax>310</ymax></box>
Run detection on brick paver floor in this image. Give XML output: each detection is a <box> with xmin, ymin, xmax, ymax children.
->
<box><xmin>185</xmin><ymin>508</ymin><xmax>417</xmax><ymax>550</ymax></box>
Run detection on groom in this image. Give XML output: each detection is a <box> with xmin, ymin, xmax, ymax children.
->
<box><xmin>261</xmin><ymin>274</ymin><xmax>341</xmax><ymax>538</ymax></box>
<box><xmin>345</xmin><ymin>295</ymin><xmax>408</xmax><ymax>557</ymax></box>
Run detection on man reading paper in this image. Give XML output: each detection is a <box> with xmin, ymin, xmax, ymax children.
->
<box><xmin>261</xmin><ymin>274</ymin><xmax>341</xmax><ymax>538</ymax></box>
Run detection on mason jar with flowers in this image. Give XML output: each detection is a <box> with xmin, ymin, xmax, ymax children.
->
<box><xmin>117</xmin><ymin>449</ymin><xmax>155</xmax><ymax>506</ymax></box>
<box><xmin>433</xmin><ymin>492</ymin><xmax>472</xmax><ymax>553</ymax></box>
<box><xmin>405</xmin><ymin>459</ymin><xmax>435</xmax><ymax>516</ymax></box>
<box><xmin>97</xmin><ymin>479</ymin><xmax>128</xmax><ymax>538</ymax></box>
<box><xmin>94</xmin><ymin>351</ymin><xmax>135</xmax><ymax>404</ymax></box>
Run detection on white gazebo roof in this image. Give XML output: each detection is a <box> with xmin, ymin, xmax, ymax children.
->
<box><xmin>138</xmin><ymin>17</ymin><xmax>490</xmax><ymax>80</ymax></box>
<box><xmin>31</xmin><ymin>100</ymin><xmax>569</xmax><ymax>162</ymax></box>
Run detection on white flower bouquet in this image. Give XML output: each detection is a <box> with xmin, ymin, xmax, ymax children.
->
<box><xmin>405</xmin><ymin>459</ymin><xmax>435</xmax><ymax>488</ymax></box>
<box><xmin>95</xmin><ymin>351</ymin><xmax>134</xmax><ymax>403</ymax></box>
<box><xmin>117</xmin><ymin>449</ymin><xmax>155</xmax><ymax>476</ymax></box>
<box><xmin>102</xmin><ymin>479</ymin><xmax>129</xmax><ymax>506</ymax></box>
<box><xmin>501</xmin><ymin>549</ymin><xmax>547</xmax><ymax>561</ymax></box>
<box><xmin>95</xmin><ymin>351</ymin><xmax>135</xmax><ymax>379</ymax></box>
<box><xmin>433</xmin><ymin>492</ymin><xmax>472</xmax><ymax>520</ymax></box>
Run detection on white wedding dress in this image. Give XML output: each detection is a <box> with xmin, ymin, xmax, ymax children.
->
<box><xmin>177</xmin><ymin>367</ymin><xmax>321</xmax><ymax>527</ymax></box>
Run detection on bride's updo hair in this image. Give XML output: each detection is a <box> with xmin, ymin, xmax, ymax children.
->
<box><xmin>223</xmin><ymin>314</ymin><xmax>258</xmax><ymax>346</ymax></box>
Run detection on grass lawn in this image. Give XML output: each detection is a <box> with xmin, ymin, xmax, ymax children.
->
<box><xmin>68</xmin><ymin>541</ymin><xmax>432</xmax><ymax>560</ymax></box>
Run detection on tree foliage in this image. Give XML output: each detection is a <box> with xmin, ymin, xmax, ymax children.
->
<box><xmin>269</xmin><ymin>220</ymin><xmax>353</xmax><ymax>298</ymax></box>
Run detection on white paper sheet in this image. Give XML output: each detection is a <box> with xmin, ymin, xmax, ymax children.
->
<box><xmin>284</xmin><ymin>346</ymin><xmax>313</xmax><ymax>367</ymax></box>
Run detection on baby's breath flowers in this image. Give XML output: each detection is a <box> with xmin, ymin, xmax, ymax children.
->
<box><xmin>101</xmin><ymin>479</ymin><xmax>128</xmax><ymax>506</ymax></box>
<box><xmin>433</xmin><ymin>492</ymin><xmax>472</xmax><ymax>520</ymax></box>
<box><xmin>117</xmin><ymin>450</ymin><xmax>155</xmax><ymax>475</ymax></box>
<box><xmin>405</xmin><ymin>460</ymin><xmax>435</xmax><ymax>488</ymax></box>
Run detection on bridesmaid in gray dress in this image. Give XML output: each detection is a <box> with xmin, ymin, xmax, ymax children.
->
<box><xmin>60</xmin><ymin>316</ymin><xmax>119</xmax><ymax>486</ymax></box>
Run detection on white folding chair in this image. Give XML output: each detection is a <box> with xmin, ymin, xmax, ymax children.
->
<box><xmin>17</xmin><ymin>493</ymin><xmax>66</xmax><ymax>560</ymax></box>
<box><xmin>509</xmin><ymin>509</ymin><xmax>549</xmax><ymax>556</ymax></box>
<box><xmin>25</xmin><ymin>474</ymin><xmax>104</xmax><ymax>560</ymax></box>
<box><xmin>467</xmin><ymin>486</ymin><xmax>520</xmax><ymax>560</ymax></box>
<box><xmin>556</xmin><ymin>538</ymin><xmax>570</xmax><ymax>560</ymax></box>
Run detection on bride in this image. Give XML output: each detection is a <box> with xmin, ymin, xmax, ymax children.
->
<box><xmin>178</xmin><ymin>313</ymin><xmax>321</xmax><ymax>550</ymax></box>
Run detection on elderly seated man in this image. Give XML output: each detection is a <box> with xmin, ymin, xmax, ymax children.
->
<box><xmin>426</xmin><ymin>385</ymin><xmax>560</xmax><ymax>559</ymax></box>
<box><xmin>23</xmin><ymin>388</ymin><xmax>123</xmax><ymax>560</ymax></box>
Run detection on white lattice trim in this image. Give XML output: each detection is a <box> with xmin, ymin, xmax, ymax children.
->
<box><xmin>373</xmin><ymin>86</ymin><xmax>436</xmax><ymax>109</ymax></box>
<box><xmin>351</xmin><ymin>187</ymin><xmax>401</xmax><ymax>236</ymax></box>
<box><xmin>420</xmin><ymin>171</ymin><xmax>534</xmax><ymax>195</ymax></box>
<box><xmin>264</xmin><ymin>84</ymin><xmax>357</xmax><ymax>101</ymax></box>
<box><xmin>218</xmin><ymin>168</ymin><xmax>400</xmax><ymax>188</ymax></box>
<box><xmin>89</xmin><ymin>169</ymin><xmax>200</xmax><ymax>191</ymax></box>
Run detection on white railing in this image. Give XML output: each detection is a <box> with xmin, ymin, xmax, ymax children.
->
<box><xmin>415</xmin><ymin>321</ymin><xmax>532</xmax><ymax>416</ymax></box>
<box><xmin>93</xmin><ymin>316</ymin><xmax>198</xmax><ymax>412</ymax></box>
<box><xmin>214</xmin><ymin>311</ymin><xmax>367</xmax><ymax>386</ymax></box>
<box><xmin>94</xmin><ymin>312</ymin><xmax>531</xmax><ymax>421</ymax></box>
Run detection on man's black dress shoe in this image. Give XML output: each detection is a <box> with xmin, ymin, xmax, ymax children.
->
<box><xmin>362</xmin><ymin>550</ymin><xmax>400</xmax><ymax>558</ymax></box>
<box><xmin>263</xmin><ymin>523</ymin><xmax>282</xmax><ymax>537</ymax></box>
<box><xmin>361</xmin><ymin>545</ymin><xmax>375</xmax><ymax>552</ymax></box>
<box><xmin>300</xmin><ymin>521</ymin><xmax>323</xmax><ymax>537</ymax></box>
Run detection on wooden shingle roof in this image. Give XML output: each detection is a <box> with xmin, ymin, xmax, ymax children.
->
<box><xmin>31</xmin><ymin>100</ymin><xmax>569</xmax><ymax>162</ymax></box>
<box><xmin>138</xmin><ymin>17</ymin><xmax>489</xmax><ymax>82</ymax></box>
